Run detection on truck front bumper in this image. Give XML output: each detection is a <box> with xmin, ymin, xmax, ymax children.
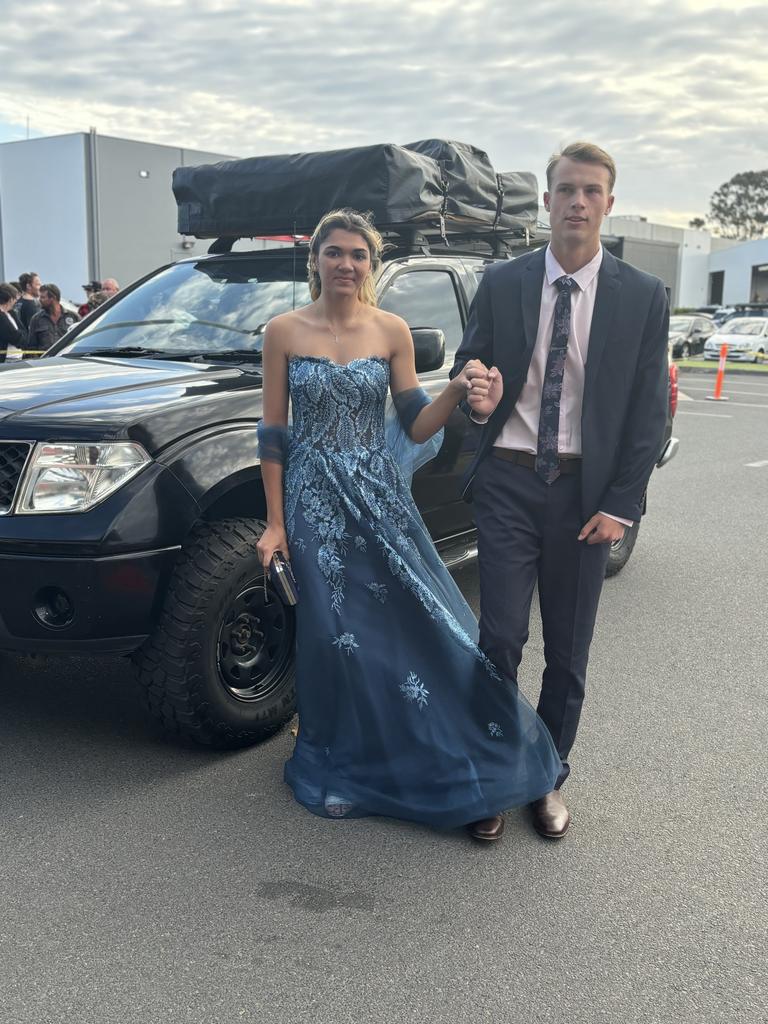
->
<box><xmin>0</xmin><ymin>546</ymin><xmax>179</xmax><ymax>654</ymax></box>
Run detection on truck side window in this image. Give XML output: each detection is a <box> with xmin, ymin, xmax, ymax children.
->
<box><xmin>379</xmin><ymin>271</ymin><xmax>464</xmax><ymax>361</ymax></box>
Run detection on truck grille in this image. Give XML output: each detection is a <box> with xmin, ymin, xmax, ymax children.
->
<box><xmin>0</xmin><ymin>442</ymin><xmax>32</xmax><ymax>514</ymax></box>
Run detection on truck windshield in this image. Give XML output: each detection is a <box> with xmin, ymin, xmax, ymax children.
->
<box><xmin>57</xmin><ymin>256</ymin><xmax>311</xmax><ymax>359</ymax></box>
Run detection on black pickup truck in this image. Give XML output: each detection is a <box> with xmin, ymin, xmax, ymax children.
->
<box><xmin>0</xmin><ymin>241</ymin><xmax>678</xmax><ymax>748</ymax></box>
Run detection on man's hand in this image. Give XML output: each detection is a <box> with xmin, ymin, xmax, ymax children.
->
<box><xmin>578</xmin><ymin>513</ymin><xmax>626</xmax><ymax>545</ymax></box>
<box><xmin>456</xmin><ymin>360</ymin><xmax>503</xmax><ymax>418</ymax></box>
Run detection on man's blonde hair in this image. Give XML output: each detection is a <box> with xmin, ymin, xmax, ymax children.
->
<box><xmin>546</xmin><ymin>142</ymin><xmax>616</xmax><ymax>193</ymax></box>
<box><xmin>307</xmin><ymin>208</ymin><xmax>383</xmax><ymax>306</ymax></box>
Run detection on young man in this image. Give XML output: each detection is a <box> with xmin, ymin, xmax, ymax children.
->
<box><xmin>14</xmin><ymin>272</ymin><xmax>41</xmax><ymax>331</ymax></box>
<box><xmin>453</xmin><ymin>142</ymin><xmax>669</xmax><ymax>842</ymax></box>
<box><xmin>27</xmin><ymin>283</ymin><xmax>80</xmax><ymax>355</ymax></box>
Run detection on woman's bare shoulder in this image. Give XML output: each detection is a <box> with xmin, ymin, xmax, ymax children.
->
<box><xmin>369</xmin><ymin>306</ymin><xmax>410</xmax><ymax>339</ymax></box>
<box><xmin>266</xmin><ymin>306</ymin><xmax>315</xmax><ymax>332</ymax></box>
<box><xmin>264</xmin><ymin>306</ymin><xmax>317</xmax><ymax>344</ymax></box>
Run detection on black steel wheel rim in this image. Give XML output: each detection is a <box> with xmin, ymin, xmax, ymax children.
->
<box><xmin>216</xmin><ymin>578</ymin><xmax>294</xmax><ymax>702</ymax></box>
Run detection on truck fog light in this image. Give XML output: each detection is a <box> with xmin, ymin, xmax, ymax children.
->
<box><xmin>33</xmin><ymin>587</ymin><xmax>75</xmax><ymax>629</ymax></box>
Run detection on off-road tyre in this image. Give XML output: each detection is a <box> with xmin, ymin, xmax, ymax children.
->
<box><xmin>605</xmin><ymin>520</ymin><xmax>641</xmax><ymax>578</ymax></box>
<box><xmin>132</xmin><ymin>518</ymin><xmax>296</xmax><ymax>748</ymax></box>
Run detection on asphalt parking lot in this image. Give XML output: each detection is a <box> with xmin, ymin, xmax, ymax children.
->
<box><xmin>1</xmin><ymin>370</ymin><xmax>766</xmax><ymax>1024</ymax></box>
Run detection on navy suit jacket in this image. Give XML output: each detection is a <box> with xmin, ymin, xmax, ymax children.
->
<box><xmin>452</xmin><ymin>246</ymin><xmax>670</xmax><ymax>523</ymax></box>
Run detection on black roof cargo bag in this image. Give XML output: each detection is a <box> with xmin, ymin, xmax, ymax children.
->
<box><xmin>173</xmin><ymin>139</ymin><xmax>538</xmax><ymax>240</ymax></box>
<box><xmin>404</xmin><ymin>139</ymin><xmax>538</xmax><ymax>235</ymax></box>
<box><xmin>173</xmin><ymin>143</ymin><xmax>444</xmax><ymax>239</ymax></box>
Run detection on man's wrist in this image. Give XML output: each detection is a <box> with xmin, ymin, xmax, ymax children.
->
<box><xmin>598</xmin><ymin>510</ymin><xmax>633</xmax><ymax>528</ymax></box>
<box><xmin>469</xmin><ymin>408</ymin><xmax>490</xmax><ymax>425</ymax></box>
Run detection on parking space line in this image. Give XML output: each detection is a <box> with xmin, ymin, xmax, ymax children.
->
<box><xmin>745</xmin><ymin>460</ymin><xmax>768</xmax><ymax>468</ymax></box>
<box><xmin>710</xmin><ymin>401</ymin><xmax>768</xmax><ymax>409</ymax></box>
<box><xmin>676</xmin><ymin>411</ymin><xmax>732</xmax><ymax>418</ymax></box>
<box><xmin>678</xmin><ymin>385</ymin><xmax>768</xmax><ymax>397</ymax></box>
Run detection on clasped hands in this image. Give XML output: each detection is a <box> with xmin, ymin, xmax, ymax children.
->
<box><xmin>455</xmin><ymin>359</ymin><xmax>503</xmax><ymax>418</ymax></box>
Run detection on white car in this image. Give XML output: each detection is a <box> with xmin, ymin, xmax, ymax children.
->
<box><xmin>703</xmin><ymin>318</ymin><xmax>768</xmax><ymax>363</ymax></box>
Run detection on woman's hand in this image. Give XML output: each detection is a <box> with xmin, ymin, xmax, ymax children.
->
<box><xmin>257</xmin><ymin>522</ymin><xmax>290</xmax><ymax>570</ymax></box>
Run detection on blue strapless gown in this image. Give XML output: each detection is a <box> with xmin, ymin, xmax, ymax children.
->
<box><xmin>283</xmin><ymin>356</ymin><xmax>560</xmax><ymax>828</ymax></box>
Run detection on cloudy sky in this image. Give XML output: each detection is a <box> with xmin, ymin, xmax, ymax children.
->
<box><xmin>1</xmin><ymin>0</ymin><xmax>765</xmax><ymax>227</ymax></box>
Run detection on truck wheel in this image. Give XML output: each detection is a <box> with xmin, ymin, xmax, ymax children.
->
<box><xmin>132</xmin><ymin>518</ymin><xmax>296</xmax><ymax>748</ymax></box>
<box><xmin>605</xmin><ymin>520</ymin><xmax>641</xmax><ymax>578</ymax></box>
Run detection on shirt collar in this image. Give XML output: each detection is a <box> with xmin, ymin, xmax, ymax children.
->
<box><xmin>545</xmin><ymin>244</ymin><xmax>603</xmax><ymax>291</ymax></box>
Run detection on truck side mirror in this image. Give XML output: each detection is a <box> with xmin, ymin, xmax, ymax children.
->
<box><xmin>411</xmin><ymin>327</ymin><xmax>445</xmax><ymax>373</ymax></box>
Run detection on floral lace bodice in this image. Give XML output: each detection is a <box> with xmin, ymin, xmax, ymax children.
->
<box><xmin>288</xmin><ymin>355</ymin><xmax>389</xmax><ymax>455</ymax></box>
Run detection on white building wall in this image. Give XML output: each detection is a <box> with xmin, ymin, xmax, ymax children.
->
<box><xmin>603</xmin><ymin>216</ymin><xmax>715</xmax><ymax>308</ymax></box>
<box><xmin>677</xmin><ymin>229</ymin><xmax>711</xmax><ymax>308</ymax></box>
<box><xmin>708</xmin><ymin>237</ymin><xmax>768</xmax><ymax>304</ymax></box>
<box><xmin>0</xmin><ymin>134</ymin><xmax>90</xmax><ymax>303</ymax></box>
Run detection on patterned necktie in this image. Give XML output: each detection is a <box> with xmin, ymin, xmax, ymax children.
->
<box><xmin>535</xmin><ymin>275</ymin><xmax>575</xmax><ymax>484</ymax></box>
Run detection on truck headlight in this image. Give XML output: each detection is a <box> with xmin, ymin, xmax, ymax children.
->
<box><xmin>18</xmin><ymin>442</ymin><xmax>151</xmax><ymax>513</ymax></box>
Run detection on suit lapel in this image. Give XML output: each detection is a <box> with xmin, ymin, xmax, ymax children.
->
<box><xmin>521</xmin><ymin>247</ymin><xmax>546</xmax><ymax>355</ymax></box>
<box><xmin>489</xmin><ymin>248</ymin><xmax>545</xmax><ymax>437</ymax></box>
<box><xmin>583</xmin><ymin>250</ymin><xmax>621</xmax><ymax>408</ymax></box>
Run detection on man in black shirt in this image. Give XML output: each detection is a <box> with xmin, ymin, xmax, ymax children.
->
<box><xmin>27</xmin><ymin>283</ymin><xmax>79</xmax><ymax>355</ymax></box>
<box><xmin>14</xmin><ymin>272</ymin><xmax>41</xmax><ymax>331</ymax></box>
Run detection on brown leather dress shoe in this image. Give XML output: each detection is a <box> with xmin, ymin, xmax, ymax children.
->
<box><xmin>530</xmin><ymin>790</ymin><xmax>570</xmax><ymax>839</ymax></box>
<box><xmin>466</xmin><ymin>814</ymin><xmax>505</xmax><ymax>842</ymax></box>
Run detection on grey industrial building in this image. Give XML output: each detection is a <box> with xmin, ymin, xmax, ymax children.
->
<box><xmin>0</xmin><ymin>130</ymin><xmax>233</xmax><ymax>304</ymax></box>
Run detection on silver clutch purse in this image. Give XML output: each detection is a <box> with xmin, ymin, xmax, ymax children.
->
<box><xmin>268</xmin><ymin>551</ymin><xmax>299</xmax><ymax>606</ymax></box>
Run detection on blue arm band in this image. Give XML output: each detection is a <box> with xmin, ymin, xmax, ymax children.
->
<box><xmin>257</xmin><ymin>422</ymin><xmax>288</xmax><ymax>464</ymax></box>
<box><xmin>392</xmin><ymin>387</ymin><xmax>431</xmax><ymax>438</ymax></box>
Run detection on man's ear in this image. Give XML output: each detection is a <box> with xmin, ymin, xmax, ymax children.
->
<box><xmin>543</xmin><ymin>190</ymin><xmax>550</xmax><ymax>211</ymax></box>
<box><xmin>606</xmin><ymin>194</ymin><xmax>615</xmax><ymax>216</ymax></box>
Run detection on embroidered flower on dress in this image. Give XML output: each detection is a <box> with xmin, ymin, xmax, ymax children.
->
<box><xmin>354</xmin><ymin>536</ymin><xmax>367</xmax><ymax>551</ymax></box>
<box><xmin>488</xmin><ymin>722</ymin><xmax>504</xmax><ymax>738</ymax></box>
<box><xmin>366</xmin><ymin>582</ymin><xmax>388</xmax><ymax>603</ymax></box>
<box><xmin>332</xmin><ymin>632</ymin><xmax>359</xmax><ymax>655</ymax></box>
<box><xmin>400</xmin><ymin>671</ymin><xmax>429</xmax><ymax>710</ymax></box>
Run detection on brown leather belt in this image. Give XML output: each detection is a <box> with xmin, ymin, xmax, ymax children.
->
<box><xmin>492</xmin><ymin>447</ymin><xmax>582</xmax><ymax>475</ymax></box>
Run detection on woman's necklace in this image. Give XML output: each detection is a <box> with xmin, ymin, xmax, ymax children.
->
<box><xmin>325</xmin><ymin>311</ymin><xmax>358</xmax><ymax>344</ymax></box>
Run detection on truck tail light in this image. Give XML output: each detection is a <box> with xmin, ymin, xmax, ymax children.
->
<box><xmin>668</xmin><ymin>362</ymin><xmax>678</xmax><ymax>418</ymax></box>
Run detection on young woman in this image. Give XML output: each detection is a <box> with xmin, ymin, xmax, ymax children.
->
<box><xmin>257</xmin><ymin>209</ymin><xmax>559</xmax><ymax>840</ymax></box>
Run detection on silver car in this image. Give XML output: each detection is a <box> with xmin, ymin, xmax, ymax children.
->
<box><xmin>703</xmin><ymin>318</ymin><xmax>768</xmax><ymax>363</ymax></box>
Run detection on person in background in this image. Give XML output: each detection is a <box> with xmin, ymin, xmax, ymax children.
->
<box><xmin>0</xmin><ymin>283</ymin><xmax>24</xmax><ymax>362</ymax></box>
<box><xmin>101</xmin><ymin>278</ymin><xmax>120</xmax><ymax>297</ymax></box>
<box><xmin>26</xmin><ymin>283</ymin><xmax>80</xmax><ymax>356</ymax></box>
<box><xmin>88</xmin><ymin>289</ymin><xmax>110</xmax><ymax>311</ymax></box>
<box><xmin>14</xmin><ymin>272</ymin><xmax>41</xmax><ymax>331</ymax></box>
<box><xmin>78</xmin><ymin>280</ymin><xmax>102</xmax><ymax>318</ymax></box>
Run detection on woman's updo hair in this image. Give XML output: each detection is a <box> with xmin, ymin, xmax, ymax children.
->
<box><xmin>307</xmin><ymin>208</ymin><xmax>383</xmax><ymax>306</ymax></box>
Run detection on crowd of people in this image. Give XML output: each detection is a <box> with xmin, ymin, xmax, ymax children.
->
<box><xmin>0</xmin><ymin>272</ymin><xmax>119</xmax><ymax>362</ymax></box>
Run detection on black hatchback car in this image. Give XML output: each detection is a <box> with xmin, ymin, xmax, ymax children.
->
<box><xmin>667</xmin><ymin>314</ymin><xmax>715</xmax><ymax>358</ymax></box>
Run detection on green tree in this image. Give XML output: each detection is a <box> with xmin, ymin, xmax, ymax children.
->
<box><xmin>708</xmin><ymin>170</ymin><xmax>768</xmax><ymax>239</ymax></box>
